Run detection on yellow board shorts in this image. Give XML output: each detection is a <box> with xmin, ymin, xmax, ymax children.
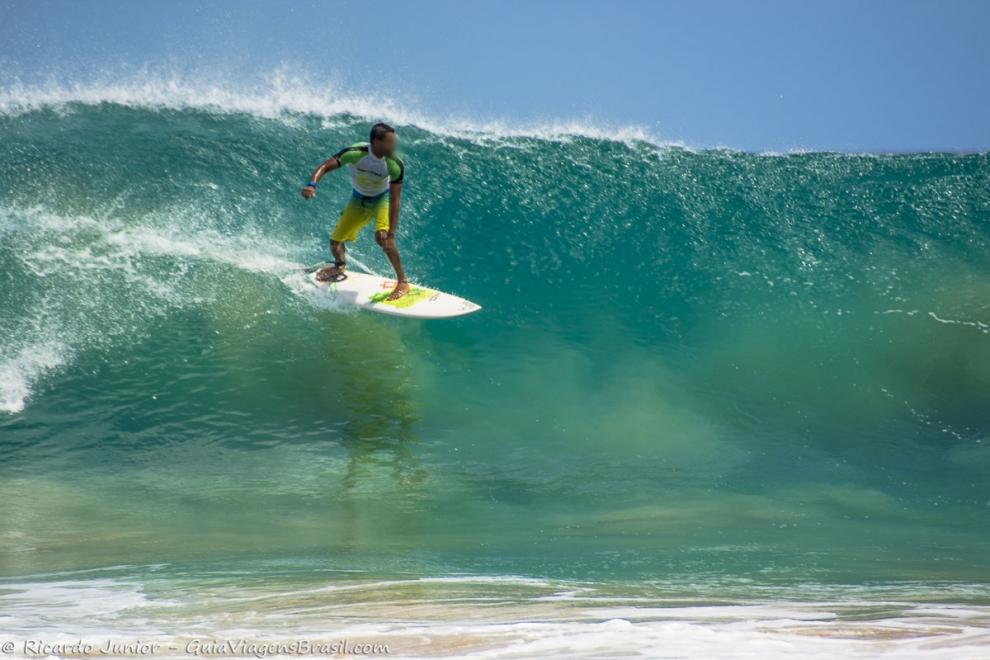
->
<box><xmin>330</xmin><ymin>193</ymin><xmax>389</xmax><ymax>242</ymax></box>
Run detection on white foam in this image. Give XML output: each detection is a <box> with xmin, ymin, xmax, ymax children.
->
<box><xmin>0</xmin><ymin>579</ymin><xmax>152</xmax><ymax>630</ymax></box>
<box><xmin>928</xmin><ymin>311</ymin><xmax>990</xmax><ymax>334</ymax></box>
<box><xmin>0</xmin><ymin>574</ymin><xmax>987</xmax><ymax>658</ymax></box>
<box><xmin>0</xmin><ymin>342</ymin><xmax>64</xmax><ymax>413</ymax></box>
<box><xmin>0</xmin><ymin>70</ymin><xmax>666</xmax><ymax>147</ymax></box>
<box><xmin>280</xmin><ymin>270</ymin><xmax>355</xmax><ymax>314</ymax></box>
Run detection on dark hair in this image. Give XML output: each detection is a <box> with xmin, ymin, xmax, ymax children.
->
<box><xmin>370</xmin><ymin>122</ymin><xmax>395</xmax><ymax>143</ymax></box>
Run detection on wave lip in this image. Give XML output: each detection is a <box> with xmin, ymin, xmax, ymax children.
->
<box><xmin>0</xmin><ymin>73</ymin><xmax>665</xmax><ymax>146</ymax></box>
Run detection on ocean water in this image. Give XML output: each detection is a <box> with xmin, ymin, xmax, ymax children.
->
<box><xmin>1</xmin><ymin>80</ymin><xmax>989</xmax><ymax>657</ymax></box>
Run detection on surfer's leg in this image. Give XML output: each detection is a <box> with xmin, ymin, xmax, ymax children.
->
<box><xmin>315</xmin><ymin>247</ymin><xmax>346</xmax><ymax>281</ymax></box>
<box><xmin>329</xmin><ymin>238</ymin><xmax>345</xmax><ymax>262</ymax></box>
<box><xmin>376</xmin><ymin>230</ymin><xmax>409</xmax><ymax>301</ymax></box>
<box><xmin>318</xmin><ymin>202</ymin><xmax>369</xmax><ymax>281</ymax></box>
<box><xmin>372</xmin><ymin>202</ymin><xmax>409</xmax><ymax>300</ymax></box>
<box><xmin>330</xmin><ymin>200</ymin><xmax>370</xmax><ymax>244</ymax></box>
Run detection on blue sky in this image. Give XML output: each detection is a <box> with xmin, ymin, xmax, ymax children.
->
<box><xmin>1</xmin><ymin>0</ymin><xmax>988</xmax><ymax>151</ymax></box>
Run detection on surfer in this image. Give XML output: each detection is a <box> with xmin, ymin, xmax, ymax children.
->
<box><xmin>301</xmin><ymin>123</ymin><xmax>408</xmax><ymax>300</ymax></box>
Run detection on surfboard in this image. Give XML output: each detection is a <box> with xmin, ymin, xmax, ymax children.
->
<box><xmin>307</xmin><ymin>266</ymin><xmax>481</xmax><ymax>319</ymax></box>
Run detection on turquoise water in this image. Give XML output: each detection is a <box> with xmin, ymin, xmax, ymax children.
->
<box><xmin>1</xmin><ymin>83</ymin><xmax>989</xmax><ymax>656</ymax></box>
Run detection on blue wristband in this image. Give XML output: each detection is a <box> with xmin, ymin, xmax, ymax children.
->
<box><xmin>305</xmin><ymin>182</ymin><xmax>317</xmax><ymax>189</ymax></box>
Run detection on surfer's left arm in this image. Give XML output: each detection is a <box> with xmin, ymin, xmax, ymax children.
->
<box><xmin>386</xmin><ymin>181</ymin><xmax>402</xmax><ymax>239</ymax></box>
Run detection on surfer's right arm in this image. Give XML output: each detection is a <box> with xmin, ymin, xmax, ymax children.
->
<box><xmin>300</xmin><ymin>156</ymin><xmax>342</xmax><ymax>200</ymax></box>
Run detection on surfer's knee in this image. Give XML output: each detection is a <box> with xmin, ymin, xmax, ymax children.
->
<box><xmin>374</xmin><ymin>230</ymin><xmax>388</xmax><ymax>249</ymax></box>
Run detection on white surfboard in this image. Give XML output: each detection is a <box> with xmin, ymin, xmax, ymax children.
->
<box><xmin>308</xmin><ymin>268</ymin><xmax>481</xmax><ymax>319</ymax></box>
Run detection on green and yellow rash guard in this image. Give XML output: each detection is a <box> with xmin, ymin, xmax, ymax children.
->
<box><xmin>333</xmin><ymin>142</ymin><xmax>405</xmax><ymax>198</ymax></box>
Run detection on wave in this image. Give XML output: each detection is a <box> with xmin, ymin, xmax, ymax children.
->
<box><xmin>2</xmin><ymin>72</ymin><xmax>989</xmax><ymax>649</ymax></box>
<box><xmin>1</xmin><ymin>88</ymin><xmax>987</xmax><ymax>445</ymax></box>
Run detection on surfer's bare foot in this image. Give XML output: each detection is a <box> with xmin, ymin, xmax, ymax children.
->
<box><xmin>387</xmin><ymin>280</ymin><xmax>410</xmax><ymax>300</ymax></box>
<box><xmin>315</xmin><ymin>263</ymin><xmax>345</xmax><ymax>282</ymax></box>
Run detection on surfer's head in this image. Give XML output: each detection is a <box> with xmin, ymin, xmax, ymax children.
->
<box><xmin>370</xmin><ymin>122</ymin><xmax>397</xmax><ymax>157</ymax></box>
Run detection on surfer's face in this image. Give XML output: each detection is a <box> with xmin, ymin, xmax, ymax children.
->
<box><xmin>373</xmin><ymin>131</ymin><xmax>397</xmax><ymax>157</ymax></box>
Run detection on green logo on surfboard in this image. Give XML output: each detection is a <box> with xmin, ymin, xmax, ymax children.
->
<box><xmin>368</xmin><ymin>287</ymin><xmax>429</xmax><ymax>308</ymax></box>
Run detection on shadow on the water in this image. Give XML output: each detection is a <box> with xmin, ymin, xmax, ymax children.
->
<box><xmin>318</xmin><ymin>310</ymin><xmax>428</xmax><ymax>483</ymax></box>
<box><xmin>302</xmin><ymin>310</ymin><xmax>431</xmax><ymax>554</ymax></box>
<box><xmin>197</xmin><ymin>282</ymin><xmax>434</xmax><ymax>550</ymax></box>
